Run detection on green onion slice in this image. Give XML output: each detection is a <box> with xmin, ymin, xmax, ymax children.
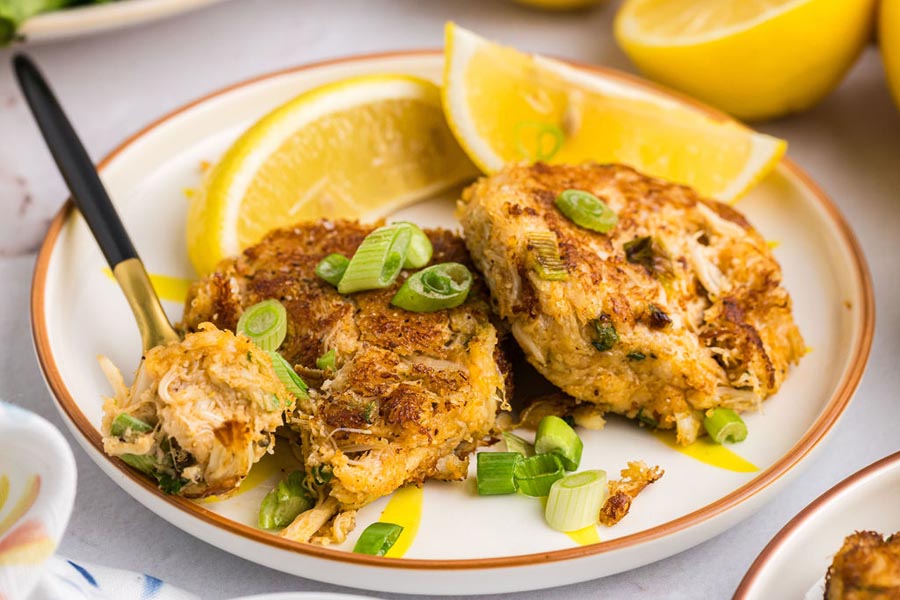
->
<box><xmin>120</xmin><ymin>453</ymin><xmax>157</xmax><ymax>475</ymax></box>
<box><xmin>703</xmin><ymin>408</ymin><xmax>748</xmax><ymax>444</ymax></box>
<box><xmin>476</xmin><ymin>452</ymin><xmax>521</xmax><ymax>496</ymax></box>
<box><xmin>391</xmin><ymin>262</ymin><xmax>473</xmax><ymax>313</ymax></box>
<box><xmin>555</xmin><ymin>189</ymin><xmax>618</xmax><ymax>234</ymax></box>
<box><xmin>258</xmin><ymin>471</ymin><xmax>315</xmax><ymax>529</ymax></box>
<box><xmin>311</xmin><ymin>465</ymin><xmax>333</xmax><ymax>485</ymax></box>
<box><xmin>338</xmin><ymin>224</ymin><xmax>411</xmax><ymax>294</ymax></box>
<box><xmin>535</xmin><ymin>415</ymin><xmax>583</xmax><ymax>471</ymax></box>
<box><xmin>110</xmin><ymin>413</ymin><xmax>153</xmax><ymax>437</ymax></box>
<box><xmin>514</xmin><ymin>453</ymin><xmax>565</xmax><ymax>497</ymax></box>
<box><xmin>237</xmin><ymin>299</ymin><xmax>288</xmax><ymax>351</ymax></box>
<box><xmin>353</xmin><ymin>522</ymin><xmax>404</xmax><ymax>556</ymax></box>
<box><xmin>525</xmin><ymin>231</ymin><xmax>568</xmax><ymax>280</ymax></box>
<box><xmin>545</xmin><ymin>470</ymin><xmax>608</xmax><ymax>532</ymax></box>
<box><xmin>393</xmin><ymin>222</ymin><xmax>433</xmax><ymax>269</ymax></box>
<box><xmin>515</xmin><ymin>120</ymin><xmax>565</xmax><ymax>162</ymax></box>
<box><xmin>316</xmin><ymin>348</ymin><xmax>336</xmax><ymax>371</ymax></box>
<box><xmin>502</xmin><ymin>431</ymin><xmax>535</xmax><ymax>457</ymax></box>
<box><xmin>267</xmin><ymin>351</ymin><xmax>309</xmax><ymax>400</ymax></box>
<box><xmin>315</xmin><ymin>253</ymin><xmax>350</xmax><ymax>287</ymax></box>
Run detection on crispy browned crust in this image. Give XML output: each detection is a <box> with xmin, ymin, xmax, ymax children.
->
<box><xmin>826</xmin><ymin>532</ymin><xmax>900</xmax><ymax>599</ymax></box>
<box><xmin>182</xmin><ymin>220</ymin><xmax>509</xmax><ymax>509</ymax></box>
<box><xmin>599</xmin><ymin>461</ymin><xmax>664</xmax><ymax>527</ymax></box>
<box><xmin>459</xmin><ymin>162</ymin><xmax>805</xmax><ymax>444</ymax></box>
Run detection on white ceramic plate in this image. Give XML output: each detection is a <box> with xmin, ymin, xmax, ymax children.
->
<box><xmin>17</xmin><ymin>0</ymin><xmax>229</xmax><ymax>44</ymax></box>
<box><xmin>735</xmin><ymin>451</ymin><xmax>900</xmax><ymax>599</ymax></box>
<box><xmin>31</xmin><ymin>52</ymin><xmax>873</xmax><ymax>595</ymax></box>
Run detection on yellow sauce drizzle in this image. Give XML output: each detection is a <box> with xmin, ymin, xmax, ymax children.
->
<box><xmin>767</xmin><ymin>240</ymin><xmax>781</xmax><ymax>249</ymax></box>
<box><xmin>379</xmin><ymin>486</ymin><xmax>423</xmax><ymax>558</ymax></box>
<box><xmin>653</xmin><ymin>431</ymin><xmax>758</xmax><ymax>473</ymax></box>
<box><xmin>202</xmin><ymin>451</ymin><xmax>300</xmax><ymax>504</ymax></box>
<box><xmin>102</xmin><ymin>268</ymin><xmax>193</xmax><ymax>303</ymax></box>
<box><xmin>566</xmin><ymin>524</ymin><xmax>601</xmax><ymax>546</ymax></box>
<box><xmin>0</xmin><ymin>475</ymin><xmax>8</xmax><ymax>512</ymax></box>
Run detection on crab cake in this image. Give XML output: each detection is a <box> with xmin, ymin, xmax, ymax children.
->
<box><xmin>459</xmin><ymin>163</ymin><xmax>804</xmax><ymax>444</ymax></box>
<box><xmin>826</xmin><ymin>531</ymin><xmax>900</xmax><ymax>599</ymax></box>
<box><xmin>182</xmin><ymin>220</ymin><xmax>508</xmax><ymax>538</ymax></box>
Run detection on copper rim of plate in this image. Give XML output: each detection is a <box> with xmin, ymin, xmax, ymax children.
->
<box><xmin>734</xmin><ymin>451</ymin><xmax>900</xmax><ymax>598</ymax></box>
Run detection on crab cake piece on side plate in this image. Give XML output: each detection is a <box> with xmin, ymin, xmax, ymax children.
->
<box><xmin>183</xmin><ymin>220</ymin><xmax>509</xmax><ymax>542</ymax></box>
<box><xmin>459</xmin><ymin>162</ymin><xmax>804</xmax><ymax>445</ymax></box>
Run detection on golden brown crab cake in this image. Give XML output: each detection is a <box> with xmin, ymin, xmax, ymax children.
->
<box><xmin>826</xmin><ymin>531</ymin><xmax>900</xmax><ymax>599</ymax></box>
<box><xmin>182</xmin><ymin>220</ymin><xmax>508</xmax><ymax>517</ymax></box>
<box><xmin>459</xmin><ymin>162</ymin><xmax>804</xmax><ymax>444</ymax></box>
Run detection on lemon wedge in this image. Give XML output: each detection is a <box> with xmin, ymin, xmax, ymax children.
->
<box><xmin>187</xmin><ymin>74</ymin><xmax>477</xmax><ymax>276</ymax></box>
<box><xmin>881</xmin><ymin>0</ymin><xmax>900</xmax><ymax>110</ymax></box>
<box><xmin>442</xmin><ymin>23</ymin><xmax>785</xmax><ymax>202</ymax></box>
<box><xmin>615</xmin><ymin>0</ymin><xmax>876</xmax><ymax>121</ymax></box>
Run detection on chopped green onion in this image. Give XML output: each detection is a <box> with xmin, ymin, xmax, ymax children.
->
<box><xmin>591</xmin><ymin>313</ymin><xmax>618</xmax><ymax>352</ymax></box>
<box><xmin>315</xmin><ymin>253</ymin><xmax>349</xmax><ymax>287</ymax></box>
<box><xmin>637</xmin><ymin>409</ymin><xmax>659</xmax><ymax>429</ymax></box>
<box><xmin>514</xmin><ymin>453</ymin><xmax>565</xmax><ymax>497</ymax></box>
<box><xmin>515</xmin><ymin>120</ymin><xmax>565</xmax><ymax>162</ymax></box>
<box><xmin>111</xmin><ymin>413</ymin><xmax>153</xmax><ymax>437</ymax></box>
<box><xmin>627</xmin><ymin>351</ymin><xmax>646</xmax><ymax>361</ymax></box>
<box><xmin>311</xmin><ymin>465</ymin><xmax>333</xmax><ymax>485</ymax></box>
<box><xmin>703</xmin><ymin>408</ymin><xmax>748</xmax><ymax>444</ymax></box>
<box><xmin>237</xmin><ymin>299</ymin><xmax>288</xmax><ymax>351</ymax></box>
<box><xmin>391</xmin><ymin>262</ymin><xmax>472</xmax><ymax>313</ymax></box>
<box><xmin>476</xmin><ymin>452</ymin><xmax>521</xmax><ymax>496</ymax></box>
<box><xmin>157</xmin><ymin>473</ymin><xmax>187</xmax><ymax>495</ymax></box>
<box><xmin>535</xmin><ymin>415</ymin><xmax>583</xmax><ymax>471</ymax></box>
<box><xmin>393</xmin><ymin>222</ymin><xmax>433</xmax><ymax>269</ymax></box>
<box><xmin>353</xmin><ymin>522</ymin><xmax>404</xmax><ymax>556</ymax></box>
<box><xmin>502</xmin><ymin>431</ymin><xmax>535</xmax><ymax>457</ymax></box>
<box><xmin>544</xmin><ymin>470</ymin><xmax>608</xmax><ymax>532</ymax></box>
<box><xmin>316</xmin><ymin>348</ymin><xmax>336</xmax><ymax>371</ymax></box>
<box><xmin>555</xmin><ymin>189</ymin><xmax>618</xmax><ymax>234</ymax></box>
<box><xmin>267</xmin><ymin>351</ymin><xmax>309</xmax><ymax>400</ymax></box>
<box><xmin>338</xmin><ymin>224</ymin><xmax>411</xmax><ymax>294</ymax></box>
<box><xmin>362</xmin><ymin>401</ymin><xmax>377</xmax><ymax>424</ymax></box>
<box><xmin>258</xmin><ymin>471</ymin><xmax>315</xmax><ymax>529</ymax></box>
<box><xmin>120</xmin><ymin>453</ymin><xmax>157</xmax><ymax>475</ymax></box>
<box><xmin>525</xmin><ymin>231</ymin><xmax>568</xmax><ymax>280</ymax></box>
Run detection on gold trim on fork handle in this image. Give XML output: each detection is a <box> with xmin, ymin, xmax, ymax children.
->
<box><xmin>113</xmin><ymin>258</ymin><xmax>181</xmax><ymax>352</ymax></box>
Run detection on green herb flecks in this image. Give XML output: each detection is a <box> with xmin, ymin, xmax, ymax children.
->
<box><xmin>591</xmin><ymin>313</ymin><xmax>618</xmax><ymax>352</ymax></box>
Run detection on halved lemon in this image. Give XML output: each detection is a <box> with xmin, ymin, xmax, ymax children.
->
<box><xmin>442</xmin><ymin>23</ymin><xmax>786</xmax><ymax>203</ymax></box>
<box><xmin>615</xmin><ymin>0</ymin><xmax>876</xmax><ymax>121</ymax></box>
<box><xmin>187</xmin><ymin>74</ymin><xmax>478</xmax><ymax>276</ymax></box>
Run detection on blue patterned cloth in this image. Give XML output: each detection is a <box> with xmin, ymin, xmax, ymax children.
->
<box><xmin>28</xmin><ymin>557</ymin><xmax>199</xmax><ymax>600</ymax></box>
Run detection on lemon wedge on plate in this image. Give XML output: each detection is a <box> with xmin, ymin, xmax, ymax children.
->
<box><xmin>615</xmin><ymin>0</ymin><xmax>876</xmax><ymax>121</ymax></box>
<box><xmin>442</xmin><ymin>23</ymin><xmax>786</xmax><ymax>203</ymax></box>
<box><xmin>187</xmin><ymin>74</ymin><xmax>477</xmax><ymax>276</ymax></box>
<box><xmin>881</xmin><ymin>0</ymin><xmax>900</xmax><ymax>109</ymax></box>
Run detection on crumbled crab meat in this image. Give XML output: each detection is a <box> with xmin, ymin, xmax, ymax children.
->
<box><xmin>281</xmin><ymin>497</ymin><xmax>340</xmax><ymax>542</ymax></box>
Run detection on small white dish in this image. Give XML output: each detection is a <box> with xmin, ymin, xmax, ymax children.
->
<box><xmin>736</xmin><ymin>451</ymin><xmax>900</xmax><ymax>599</ymax></box>
<box><xmin>18</xmin><ymin>0</ymin><xmax>230</xmax><ymax>45</ymax></box>
<box><xmin>0</xmin><ymin>401</ymin><xmax>77</xmax><ymax>600</ymax></box>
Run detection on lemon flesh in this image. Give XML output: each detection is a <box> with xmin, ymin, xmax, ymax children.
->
<box><xmin>615</xmin><ymin>0</ymin><xmax>876</xmax><ymax>121</ymax></box>
<box><xmin>443</xmin><ymin>23</ymin><xmax>785</xmax><ymax>202</ymax></box>
<box><xmin>187</xmin><ymin>74</ymin><xmax>477</xmax><ymax>276</ymax></box>
<box><xmin>881</xmin><ymin>0</ymin><xmax>900</xmax><ymax>110</ymax></box>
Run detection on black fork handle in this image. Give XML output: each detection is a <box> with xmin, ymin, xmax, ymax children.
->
<box><xmin>13</xmin><ymin>53</ymin><xmax>137</xmax><ymax>269</ymax></box>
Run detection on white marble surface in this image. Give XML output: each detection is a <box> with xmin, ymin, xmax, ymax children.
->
<box><xmin>1</xmin><ymin>0</ymin><xmax>899</xmax><ymax>598</ymax></box>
